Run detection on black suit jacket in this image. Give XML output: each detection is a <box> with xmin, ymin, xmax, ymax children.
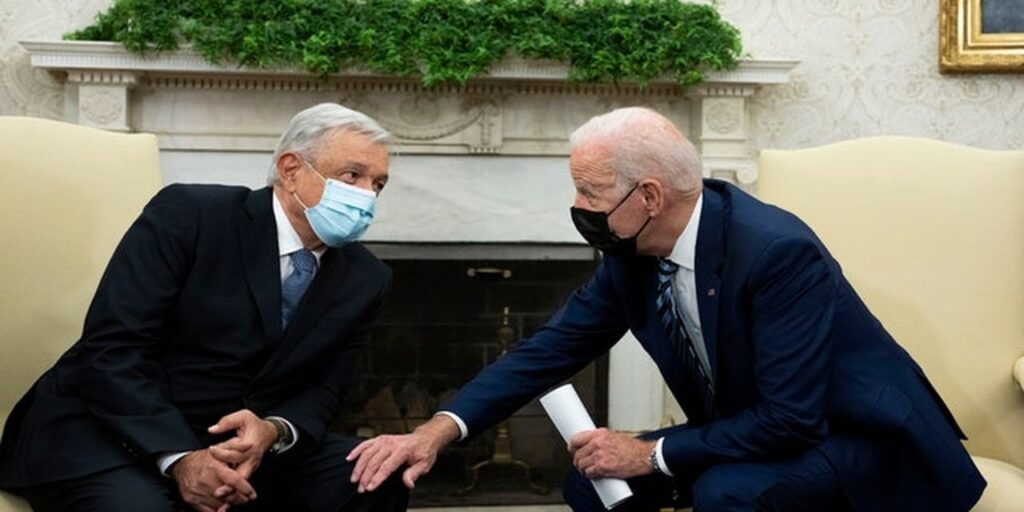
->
<box><xmin>0</xmin><ymin>184</ymin><xmax>391</xmax><ymax>487</ymax></box>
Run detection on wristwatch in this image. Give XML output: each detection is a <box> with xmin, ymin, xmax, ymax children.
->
<box><xmin>649</xmin><ymin>444</ymin><xmax>666</xmax><ymax>475</ymax></box>
<box><xmin>267</xmin><ymin>417</ymin><xmax>293</xmax><ymax>454</ymax></box>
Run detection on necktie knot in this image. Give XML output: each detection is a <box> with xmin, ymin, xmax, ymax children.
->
<box><xmin>658</xmin><ymin>258</ymin><xmax>679</xmax><ymax>276</ymax></box>
<box><xmin>291</xmin><ymin>249</ymin><xmax>317</xmax><ymax>274</ymax></box>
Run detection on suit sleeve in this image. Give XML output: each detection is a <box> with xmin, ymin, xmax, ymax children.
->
<box><xmin>662</xmin><ymin>235</ymin><xmax>835</xmax><ymax>474</ymax></box>
<box><xmin>71</xmin><ymin>185</ymin><xmax>205</xmax><ymax>459</ymax></box>
<box><xmin>441</xmin><ymin>259</ymin><xmax>629</xmax><ymax>439</ymax></box>
<box><xmin>263</xmin><ymin>267</ymin><xmax>393</xmax><ymax>443</ymax></box>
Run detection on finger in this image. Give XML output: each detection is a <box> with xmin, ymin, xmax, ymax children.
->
<box><xmin>349</xmin><ymin>442</ymin><xmax>381</xmax><ymax>484</ymax></box>
<box><xmin>346</xmin><ymin>438</ymin><xmax>375</xmax><ymax>462</ymax></box>
<box><xmin>213</xmin><ymin>485</ymin><xmax>235</xmax><ymax>499</ymax></box>
<box><xmin>223</xmin><ymin>491</ymin><xmax>250</xmax><ymax>506</ymax></box>
<box><xmin>568</xmin><ymin>430</ymin><xmax>596</xmax><ymax>452</ymax></box>
<box><xmin>366</xmin><ymin>452</ymin><xmax>407</xmax><ymax>492</ymax></box>
<box><xmin>212</xmin><ymin>437</ymin><xmax>255</xmax><ymax>453</ymax></box>
<box><xmin>358</xmin><ymin>445</ymin><xmax>394</xmax><ymax>492</ymax></box>
<box><xmin>209</xmin><ymin>410</ymin><xmax>250</xmax><ymax>434</ymax></box>
<box><xmin>186</xmin><ymin>492</ymin><xmax>225</xmax><ymax>512</ymax></box>
<box><xmin>209</xmin><ymin>445</ymin><xmax>250</xmax><ymax>466</ymax></box>
<box><xmin>217</xmin><ymin>505</ymin><xmax>231</xmax><ymax>512</ymax></box>
<box><xmin>402</xmin><ymin>460</ymin><xmax>431</xmax><ymax>489</ymax></box>
<box><xmin>216</xmin><ymin>466</ymin><xmax>257</xmax><ymax>500</ymax></box>
<box><xmin>237</xmin><ymin>458</ymin><xmax>260</xmax><ymax>480</ymax></box>
<box><xmin>572</xmin><ymin>438</ymin><xmax>597</xmax><ymax>465</ymax></box>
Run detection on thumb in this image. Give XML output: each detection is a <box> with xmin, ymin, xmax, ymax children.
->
<box><xmin>402</xmin><ymin>460</ymin><xmax>431</xmax><ymax>489</ymax></box>
<box><xmin>209</xmin><ymin>410</ymin><xmax>247</xmax><ymax>434</ymax></box>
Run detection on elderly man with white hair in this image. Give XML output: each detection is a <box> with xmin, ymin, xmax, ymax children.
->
<box><xmin>0</xmin><ymin>103</ymin><xmax>407</xmax><ymax>512</ymax></box>
<box><xmin>348</xmin><ymin>107</ymin><xmax>985</xmax><ymax>511</ymax></box>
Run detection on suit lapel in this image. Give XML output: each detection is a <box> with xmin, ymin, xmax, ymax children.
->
<box><xmin>238</xmin><ymin>188</ymin><xmax>282</xmax><ymax>341</ymax></box>
<box><xmin>695</xmin><ymin>183</ymin><xmax>727</xmax><ymax>382</ymax></box>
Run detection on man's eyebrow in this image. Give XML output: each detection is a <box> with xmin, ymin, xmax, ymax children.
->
<box><xmin>330</xmin><ymin>162</ymin><xmax>366</xmax><ymax>173</ymax></box>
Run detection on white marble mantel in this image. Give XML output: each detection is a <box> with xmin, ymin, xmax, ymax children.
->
<box><xmin>23</xmin><ymin>40</ymin><xmax>796</xmax><ymax>188</ymax></box>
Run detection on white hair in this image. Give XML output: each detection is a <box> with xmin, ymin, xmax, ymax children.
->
<box><xmin>267</xmin><ymin>103</ymin><xmax>393</xmax><ymax>185</ymax></box>
<box><xmin>569</xmin><ymin>107</ymin><xmax>703</xmax><ymax>194</ymax></box>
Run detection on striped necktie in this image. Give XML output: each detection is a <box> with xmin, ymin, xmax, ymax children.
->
<box><xmin>656</xmin><ymin>258</ymin><xmax>715</xmax><ymax>421</ymax></box>
<box><xmin>281</xmin><ymin>249</ymin><xmax>317</xmax><ymax>328</ymax></box>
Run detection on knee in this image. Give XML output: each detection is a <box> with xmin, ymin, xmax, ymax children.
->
<box><xmin>692</xmin><ymin>465</ymin><xmax>763</xmax><ymax>511</ymax></box>
<box><xmin>562</xmin><ymin>468</ymin><xmax>603</xmax><ymax>512</ymax></box>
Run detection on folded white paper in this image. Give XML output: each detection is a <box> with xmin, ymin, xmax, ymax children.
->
<box><xmin>539</xmin><ymin>384</ymin><xmax>633</xmax><ymax>509</ymax></box>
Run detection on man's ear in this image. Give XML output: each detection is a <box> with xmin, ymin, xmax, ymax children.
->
<box><xmin>639</xmin><ymin>179</ymin><xmax>665</xmax><ymax>216</ymax></box>
<box><xmin>276</xmin><ymin>152</ymin><xmax>303</xmax><ymax>192</ymax></box>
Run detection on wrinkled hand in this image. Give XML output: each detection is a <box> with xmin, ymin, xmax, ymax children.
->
<box><xmin>346</xmin><ymin>415</ymin><xmax>460</xmax><ymax>492</ymax></box>
<box><xmin>569</xmin><ymin>428</ymin><xmax>656</xmax><ymax>480</ymax></box>
<box><xmin>207</xmin><ymin>409</ymin><xmax>278</xmax><ymax>480</ymax></box>
<box><xmin>171</xmin><ymin>449</ymin><xmax>256</xmax><ymax>512</ymax></box>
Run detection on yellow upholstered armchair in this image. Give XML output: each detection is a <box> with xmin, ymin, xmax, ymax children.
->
<box><xmin>0</xmin><ymin>117</ymin><xmax>162</xmax><ymax>511</ymax></box>
<box><xmin>759</xmin><ymin>137</ymin><xmax>1024</xmax><ymax>511</ymax></box>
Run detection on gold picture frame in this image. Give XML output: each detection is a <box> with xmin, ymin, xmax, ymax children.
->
<box><xmin>940</xmin><ymin>0</ymin><xmax>1024</xmax><ymax>72</ymax></box>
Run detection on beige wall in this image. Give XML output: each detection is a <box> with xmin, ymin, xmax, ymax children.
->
<box><xmin>2</xmin><ymin>0</ymin><xmax>1022</xmax><ymax>152</ymax></box>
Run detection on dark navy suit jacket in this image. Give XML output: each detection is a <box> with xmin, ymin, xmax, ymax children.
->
<box><xmin>443</xmin><ymin>180</ymin><xmax>984</xmax><ymax>511</ymax></box>
<box><xmin>0</xmin><ymin>184</ymin><xmax>391</xmax><ymax>488</ymax></box>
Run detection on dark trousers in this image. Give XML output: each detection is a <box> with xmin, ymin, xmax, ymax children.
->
<box><xmin>18</xmin><ymin>434</ymin><xmax>408</xmax><ymax>512</ymax></box>
<box><xmin>563</xmin><ymin>427</ymin><xmax>857</xmax><ymax>512</ymax></box>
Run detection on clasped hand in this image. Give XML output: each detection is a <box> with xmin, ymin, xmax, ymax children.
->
<box><xmin>171</xmin><ymin>409</ymin><xmax>278</xmax><ymax>512</ymax></box>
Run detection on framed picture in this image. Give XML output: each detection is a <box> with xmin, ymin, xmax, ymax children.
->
<box><xmin>940</xmin><ymin>0</ymin><xmax>1024</xmax><ymax>72</ymax></box>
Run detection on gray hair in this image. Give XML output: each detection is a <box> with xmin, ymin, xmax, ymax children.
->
<box><xmin>569</xmin><ymin>107</ymin><xmax>703</xmax><ymax>194</ymax></box>
<box><xmin>267</xmin><ymin>103</ymin><xmax>393</xmax><ymax>185</ymax></box>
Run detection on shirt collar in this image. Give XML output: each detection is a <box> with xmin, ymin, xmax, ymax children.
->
<box><xmin>666</xmin><ymin>192</ymin><xmax>703</xmax><ymax>271</ymax></box>
<box><xmin>272</xmin><ymin>192</ymin><xmax>325</xmax><ymax>261</ymax></box>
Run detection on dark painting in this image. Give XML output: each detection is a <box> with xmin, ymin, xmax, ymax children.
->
<box><xmin>982</xmin><ymin>0</ymin><xmax>1024</xmax><ymax>33</ymax></box>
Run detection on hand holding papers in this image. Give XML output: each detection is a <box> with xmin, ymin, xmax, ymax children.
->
<box><xmin>539</xmin><ymin>384</ymin><xmax>633</xmax><ymax>509</ymax></box>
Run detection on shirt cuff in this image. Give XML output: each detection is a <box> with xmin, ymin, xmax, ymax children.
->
<box><xmin>655</xmin><ymin>437</ymin><xmax>674</xmax><ymax>477</ymax></box>
<box><xmin>266</xmin><ymin>416</ymin><xmax>300</xmax><ymax>453</ymax></box>
<box><xmin>434</xmin><ymin>411</ymin><xmax>468</xmax><ymax>441</ymax></box>
<box><xmin>157</xmin><ymin>451</ymin><xmax>190</xmax><ymax>477</ymax></box>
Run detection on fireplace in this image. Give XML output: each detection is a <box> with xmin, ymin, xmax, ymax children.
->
<box><xmin>333</xmin><ymin>253</ymin><xmax>603</xmax><ymax>506</ymax></box>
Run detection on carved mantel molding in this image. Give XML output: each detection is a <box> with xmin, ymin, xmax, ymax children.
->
<box><xmin>23</xmin><ymin>40</ymin><xmax>797</xmax><ymax>185</ymax></box>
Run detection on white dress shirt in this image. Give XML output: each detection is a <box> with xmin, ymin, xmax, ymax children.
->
<box><xmin>440</xmin><ymin>193</ymin><xmax>708</xmax><ymax>478</ymax></box>
<box><xmin>653</xmin><ymin>192</ymin><xmax>707</xmax><ymax>476</ymax></box>
<box><xmin>156</xmin><ymin>193</ymin><xmax>317</xmax><ymax>476</ymax></box>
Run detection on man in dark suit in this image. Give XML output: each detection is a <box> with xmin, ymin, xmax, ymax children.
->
<box><xmin>346</xmin><ymin>107</ymin><xmax>985</xmax><ymax>511</ymax></box>
<box><xmin>0</xmin><ymin>103</ymin><xmax>407</xmax><ymax>512</ymax></box>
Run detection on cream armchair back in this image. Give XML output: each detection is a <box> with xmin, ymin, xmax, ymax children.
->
<box><xmin>759</xmin><ymin>137</ymin><xmax>1024</xmax><ymax>511</ymax></box>
<box><xmin>0</xmin><ymin>117</ymin><xmax>162</xmax><ymax>511</ymax></box>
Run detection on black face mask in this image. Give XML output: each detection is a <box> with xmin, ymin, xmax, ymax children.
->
<box><xmin>570</xmin><ymin>184</ymin><xmax>652</xmax><ymax>256</ymax></box>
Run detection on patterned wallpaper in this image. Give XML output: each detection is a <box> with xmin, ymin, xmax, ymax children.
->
<box><xmin>2</xmin><ymin>0</ymin><xmax>1022</xmax><ymax>150</ymax></box>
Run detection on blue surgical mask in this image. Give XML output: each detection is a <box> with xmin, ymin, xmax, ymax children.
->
<box><xmin>294</xmin><ymin>161</ymin><xmax>376</xmax><ymax>247</ymax></box>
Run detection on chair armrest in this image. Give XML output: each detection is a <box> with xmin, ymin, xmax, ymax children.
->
<box><xmin>1014</xmin><ymin>356</ymin><xmax>1024</xmax><ymax>394</ymax></box>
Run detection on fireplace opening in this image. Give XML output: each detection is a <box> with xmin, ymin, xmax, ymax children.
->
<box><xmin>333</xmin><ymin>253</ymin><xmax>605</xmax><ymax>507</ymax></box>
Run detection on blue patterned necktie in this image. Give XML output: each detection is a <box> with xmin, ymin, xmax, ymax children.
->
<box><xmin>281</xmin><ymin>249</ymin><xmax>317</xmax><ymax>328</ymax></box>
<box><xmin>656</xmin><ymin>258</ymin><xmax>715</xmax><ymax>421</ymax></box>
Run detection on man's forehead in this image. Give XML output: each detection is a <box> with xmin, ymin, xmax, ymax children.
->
<box><xmin>570</xmin><ymin>151</ymin><xmax>616</xmax><ymax>189</ymax></box>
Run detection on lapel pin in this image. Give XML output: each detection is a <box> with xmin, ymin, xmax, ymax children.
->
<box><xmin>707</xmin><ymin>288</ymin><xmax>716</xmax><ymax>297</ymax></box>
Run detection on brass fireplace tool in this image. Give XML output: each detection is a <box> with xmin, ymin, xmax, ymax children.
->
<box><xmin>456</xmin><ymin>306</ymin><xmax>550</xmax><ymax>496</ymax></box>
